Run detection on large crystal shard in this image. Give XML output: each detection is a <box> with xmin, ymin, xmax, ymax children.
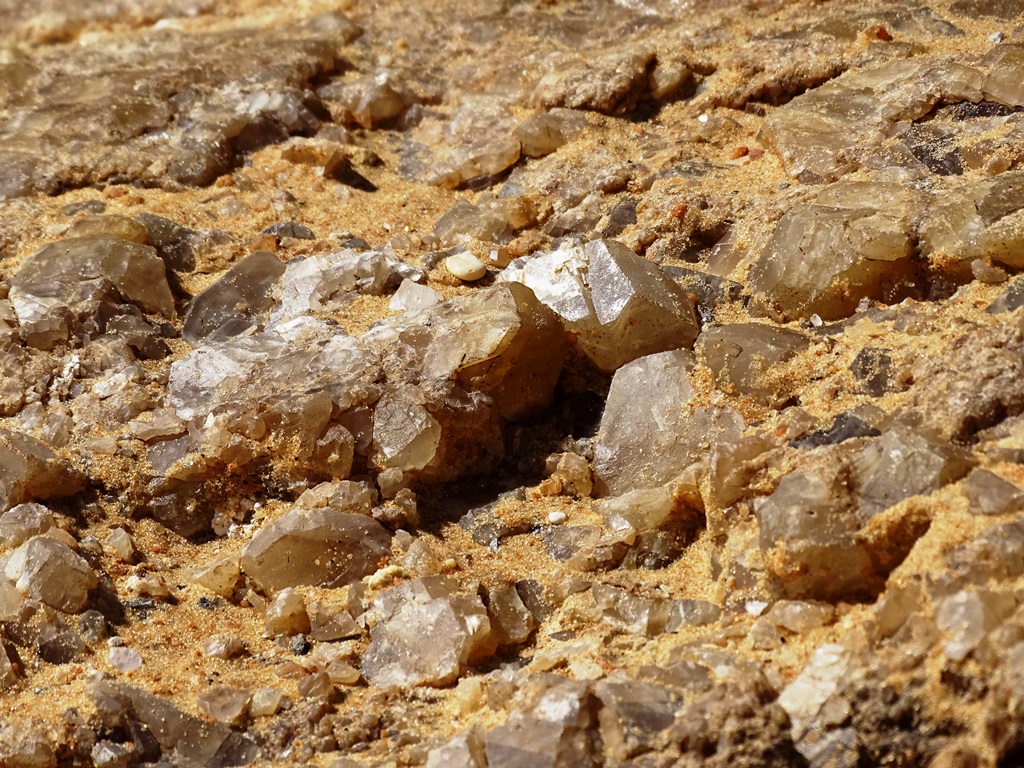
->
<box><xmin>501</xmin><ymin>240</ymin><xmax>699</xmax><ymax>371</ymax></box>
<box><xmin>593</xmin><ymin>677</ymin><xmax>681</xmax><ymax>764</ymax></box>
<box><xmin>372</xmin><ymin>386</ymin><xmax>443</xmax><ymax>471</ymax></box>
<box><xmin>270</xmin><ymin>248</ymin><xmax>421</xmax><ymax>324</ymax></box>
<box><xmin>10</xmin><ymin>236</ymin><xmax>175</xmax><ymax>349</ymax></box>
<box><xmin>762</xmin><ymin>58</ymin><xmax>988</xmax><ymax>181</ymax></box>
<box><xmin>0</xmin><ymin>429</ymin><xmax>85</xmax><ymax>511</ymax></box>
<box><xmin>920</xmin><ymin>170</ymin><xmax>1024</xmax><ymax>272</ymax></box>
<box><xmin>593</xmin><ymin>350</ymin><xmax>744</xmax><ymax>496</ymax></box>
<box><xmin>755</xmin><ymin>470</ymin><xmax>875</xmax><ymax>600</ymax></box>
<box><xmin>90</xmin><ymin>680</ymin><xmax>259</xmax><ymax>766</ymax></box>
<box><xmin>182</xmin><ymin>251</ymin><xmax>285</xmax><ymax>345</ymax></box>
<box><xmin>5</xmin><ymin>536</ymin><xmax>97</xmax><ymax>613</ymax></box>
<box><xmin>240</xmin><ymin>505</ymin><xmax>391</xmax><ymax>593</ymax></box>
<box><xmin>749</xmin><ymin>184</ymin><xmax>920</xmax><ymax>320</ymax></box>
<box><xmin>365</xmin><ymin>282</ymin><xmax>569</xmax><ymax>421</ymax></box>
<box><xmin>696</xmin><ymin>323</ymin><xmax>810</xmax><ymax>404</ymax></box>
<box><xmin>855</xmin><ymin>425</ymin><xmax>973</xmax><ymax>521</ymax></box>
<box><xmin>361</xmin><ymin>576</ymin><xmax>493</xmax><ymax>688</ymax></box>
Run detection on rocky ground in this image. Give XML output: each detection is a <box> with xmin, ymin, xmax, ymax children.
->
<box><xmin>2</xmin><ymin>0</ymin><xmax>1024</xmax><ymax>766</ymax></box>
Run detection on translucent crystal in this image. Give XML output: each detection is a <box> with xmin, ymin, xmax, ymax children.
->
<box><xmin>856</xmin><ymin>425</ymin><xmax>973</xmax><ymax>521</ymax></box>
<box><xmin>697</xmin><ymin>323</ymin><xmax>810</xmax><ymax>404</ymax></box>
<box><xmin>240</xmin><ymin>506</ymin><xmax>391</xmax><ymax>593</ymax></box>
<box><xmin>961</xmin><ymin>469</ymin><xmax>1024</xmax><ymax>516</ymax></box>
<box><xmin>10</xmin><ymin>236</ymin><xmax>175</xmax><ymax>349</ymax></box>
<box><xmin>5</xmin><ymin>536</ymin><xmax>97</xmax><ymax>613</ymax></box>
<box><xmin>749</xmin><ymin>184</ymin><xmax>919</xmax><ymax>320</ymax></box>
<box><xmin>515</xmin><ymin>109</ymin><xmax>587</xmax><ymax>157</ymax></box>
<box><xmin>264</xmin><ymin>587</ymin><xmax>310</xmax><ymax>637</ymax></box>
<box><xmin>593</xmin><ymin>350</ymin><xmax>744</xmax><ymax>496</ymax></box>
<box><xmin>935</xmin><ymin>589</ymin><xmax>1016</xmax><ymax>661</ymax></box>
<box><xmin>196</xmin><ymin>686</ymin><xmax>251</xmax><ymax>726</ymax></box>
<box><xmin>181</xmin><ymin>250</ymin><xmax>285</xmax><ymax>345</ymax></box>
<box><xmin>500</xmin><ymin>239</ymin><xmax>699</xmax><ymax>371</ymax></box>
<box><xmin>0</xmin><ymin>503</ymin><xmax>55</xmax><ymax>549</ymax></box>
<box><xmin>361</xmin><ymin>576</ymin><xmax>494</xmax><ymax>688</ymax></box>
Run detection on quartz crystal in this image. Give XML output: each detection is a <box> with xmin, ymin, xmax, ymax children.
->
<box><xmin>4</xmin><ymin>536</ymin><xmax>97</xmax><ymax>613</ymax></box>
<box><xmin>593</xmin><ymin>350</ymin><xmax>743</xmax><ymax>496</ymax></box>
<box><xmin>696</xmin><ymin>323</ymin><xmax>810</xmax><ymax>404</ymax></box>
<box><xmin>361</xmin><ymin>576</ymin><xmax>493</xmax><ymax>688</ymax></box>
<box><xmin>500</xmin><ymin>239</ymin><xmax>699</xmax><ymax>371</ymax></box>
<box><xmin>749</xmin><ymin>184</ymin><xmax>920</xmax><ymax>320</ymax></box>
<box><xmin>10</xmin><ymin>236</ymin><xmax>175</xmax><ymax>349</ymax></box>
<box><xmin>240</xmin><ymin>505</ymin><xmax>391</xmax><ymax>594</ymax></box>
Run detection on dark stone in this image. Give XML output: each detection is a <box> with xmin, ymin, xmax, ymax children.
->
<box><xmin>61</xmin><ymin>200</ymin><xmax>107</xmax><ymax>216</ymax></box>
<box><xmin>262</xmin><ymin>221</ymin><xmax>317</xmax><ymax>240</ymax></box>
<box><xmin>850</xmin><ymin>347</ymin><xmax>894</xmax><ymax>396</ymax></box>
<box><xmin>791</xmin><ymin>412</ymin><xmax>882</xmax><ymax>448</ymax></box>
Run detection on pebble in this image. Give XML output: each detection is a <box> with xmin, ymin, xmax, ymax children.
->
<box><xmin>444</xmin><ymin>252</ymin><xmax>488</xmax><ymax>281</ymax></box>
<box><xmin>109</xmin><ymin>646</ymin><xmax>143</xmax><ymax>672</ymax></box>
<box><xmin>548</xmin><ymin>511</ymin><xmax>568</xmax><ymax>524</ymax></box>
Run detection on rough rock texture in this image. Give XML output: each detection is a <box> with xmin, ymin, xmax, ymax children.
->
<box><xmin>3</xmin><ymin>2</ymin><xmax>1024</xmax><ymax>767</ymax></box>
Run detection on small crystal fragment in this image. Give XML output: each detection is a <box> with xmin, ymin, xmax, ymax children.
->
<box><xmin>196</xmin><ymin>685</ymin><xmax>251</xmax><ymax>726</ymax></box>
<box><xmin>5</xmin><ymin>536</ymin><xmax>97</xmax><ymax>613</ymax></box>
<box><xmin>961</xmin><ymin>469</ymin><xmax>1024</xmax><ymax>515</ymax></box>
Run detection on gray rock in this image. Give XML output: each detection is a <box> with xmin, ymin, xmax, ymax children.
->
<box><xmin>5</xmin><ymin>536</ymin><xmax>97</xmax><ymax>613</ymax></box>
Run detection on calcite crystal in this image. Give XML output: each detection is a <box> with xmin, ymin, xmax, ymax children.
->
<box><xmin>500</xmin><ymin>239</ymin><xmax>699</xmax><ymax>371</ymax></box>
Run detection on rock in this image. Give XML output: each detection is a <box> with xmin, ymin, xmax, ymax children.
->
<box><xmin>320</xmin><ymin>70</ymin><xmax>416</xmax><ymax>128</ymax></box>
<box><xmin>261</xmin><ymin>221</ymin><xmax>316</xmax><ymax>240</ymax></box>
<box><xmin>696</xmin><ymin>323</ymin><xmax>810</xmax><ymax>404</ymax></box>
<box><xmin>108</xmin><ymin>646</ymin><xmax>143</xmax><ymax>672</ymax></box>
<box><xmin>308</xmin><ymin>600</ymin><xmax>361</xmax><ymax>641</ymax></box>
<box><xmin>361</xmin><ymin>576</ymin><xmax>494</xmax><ymax>688</ymax></box>
<box><xmin>190</xmin><ymin>555</ymin><xmax>241</xmax><ymax>598</ymax></box>
<box><xmin>264</xmin><ymin>588</ymin><xmax>311</xmax><ymax>637</ymax></box>
<box><xmin>790</xmin><ymin>411</ymin><xmax>882</xmax><ymax>449</ymax></box>
<box><xmin>594</xmin><ymin>677</ymin><xmax>682</xmax><ymax>764</ymax></box>
<box><xmin>66</xmin><ymin>214</ymin><xmax>149</xmax><ymax>244</ymax></box>
<box><xmin>0</xmin><ymin>431</ymin><xmax>83</xmax><ymax>513</ymax></box>
<box><xmin>921</xmin><ymin>170</ymin><xmax>1024</xmax><ymax>273</ymax></box>
<box><xmin>182</xmin><ymin>251</ymin><xmax>285</xmax><ymax>345</ymax></box>
<box><xmin>855</xmin><ymin>425</ymin><xmax>973</xmax><ymax>521</ymax></box>
<box><xmin>961</xmin><ymin>469</ymin><xmax>1024</xmax><ymax>516</ymax></box>
<box><xmin>196</xmin><ymin>686</ymin><xmax>251</xmax><ymax>726</ymax></box>
<box><xmin>763</xmin><ymin>600</ymin><xmax>834</xmax><ymax>634</ymax></box>
<box><xmin>91</xmin><ymin>741</ymin><xmax>131</xmax><ymax>768</ymax></box>
<box><xmin>445</xmin><ymin>252</ymin><xmax>488</xmax><ymax>282</ymax></box>
<box><xmin>0</xmin><ymin>720</ymin><xmax>56</xmax><ymax>768</ymax></box>
<box><xmin>597</xmin><ymin>486</ymin><xmax>677</xmax><ymax>535</ymax></box>
<box><xmin>593</xmin><ymin>350</ymin><xmax>744</xmax><ymax>496</ymax></box>
<box><xmin>10</xmin><ymin>236</ymin><xmax>175</xmax><ymax>349</ymax></box>
<box><xmin>389</xmin><ymin>279</ymin><xmax>441</xmax><ymax>313</ymax></box>
<box><xmin>501</xmin><ymin>239</ymin><xmax>700</xmax><ymax>371</ymax></box>
<box><xmin>425</xmin><ymin>726</ymin><xmax>487</xmax><ymax>768</ymax></box>
<box><xmin>104</xmin><ymin>528</ymin><xmax>135</xmax><ymax>561</ymax></box>
<box><xmin>749</xmin><ymin>184</ymin><xmax>920</xmax><ymax>320</ymax></box>
<box><xmin>90</xmin><ymin>679</ymin><xmax>259</xmax><ymax>766</ymax></box>
<box><xmin>987</xmin><ymin>277</ymin><xmax>1024</xmax><ymax>314</ymax></box>
<box><xmin>271</xmin><ymin>248</ymin><xmax>422</xmax><ymax>324</ymax></box>
<box><xmin>488</xmin><ymin>585</ymin><xmax>537</xmax><ymax>645</ymax></box>
<box><xmin>250</xmin><ymin>687</ymin><xmax>284</xmax><ymax>717</ymax></box>
<box><xmin>240</xmin><ymin>505</ymin><xmax>391</xmax><ymax>594</ymax></box>
<box><xmin>535</xmin><ymin>47</ymin><xmax>657</xmax><ymax>116</ymax></box>
<box><xmin>434</xmin><ymin>200</ymin><xmax>510</xmax><ymax>245</ymax></box>
<box><xmin>849</xmin><ymin>348</ymin><xmax>895</xmax><ymax>396</ymax></box>
<box><xmin>516</xmin><ymin>109</ymin><xmax>587</xmax><ymax>157</ymax></box>
<box><xmin>202</xmin><ymin>636</ymin><xmax>246</xmax><ymax>660</ymax></box>
<box><xmin>935</xmin><ymin>589</ymin><xmax>1016</xmax><ymax>661</ymax></box>
<box><xmin>5</xmin><ymin>536</ymin><xmax>97</xmax><ymax>613</ymax></box>
<box><xmin>0</xmin><ymin>503</ymin><xmax>55</xmax><ymax>549</ymax></box>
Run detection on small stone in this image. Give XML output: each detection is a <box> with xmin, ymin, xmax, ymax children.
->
<box><xmin>850</xmin><ymin>348</ymin><xmax>895</xmax><ymax>396</ymax></box>
<box><xmin>972</xmin><ymin>258</ymin><xmax>1009</xmax><ymax>284</ymax></box>
<box><xmin>326</xmin><ymin>659</ymin><xmax>361</xmax><ymax>685</ymax></box>
<box><xmin>697</xmin><ymin>323</ymin><xmax>810</xmax><ymax>405</ymax></box>
<box><xmin>444</xmin><ymin>252</ymin><xmax>488</xmax><ymax>282</ymax></box>
<box><xmin>5</xmin><ymin>536</ymin><xmax>97</xmax><ymax>613</ymax></box>
<box><xmin>935</xmin><ymin>589</ymin><xmax>1015</xmax><ymax>661</ymax></box>
<box><xmin>91</xmin><ymin>741</ymin><xmax>130</xmax><ymax>768</ymax></box>
<box><xmin>264</xmin><ymin>587</ymin><xmax>311</xmax><ymax>637</ymax></box>
<box><xmin>262</xmin><ymin>221</ymin><xmax>316</xmax><ymax>240</ymax></box>
<box><xmin>104</xmin><ymin>529</ymin><xmax>135</xmax><ymax>561</ymax></box>
<box><xmin>961</xmin><ymin>469</ymin><xmax>1024</xmax><ymax>515</ymax></box>
<box><xmin>66</xmin><ymin>214</ymin><xmax>149</xmax><ymax>244</ymax></box>
<box><xmin>197</xmin><ymin>685</ymin><xmax>251</xmax><ymax>725</ymax></box>
<box><xmin>515</xmin><ymin>109</ymin><xmax>587</xmax><ymax>157</ymax></box>
<box><xmin>125</xmin><ymin>573</ymin><xmax>170</xmax><ymax>600</ymax></box>
<box><xmin>764</xmin><ymin>600</ymin><xmax>835</xmax><ymax>634</ymax></box>
<box><xmin>250</xmin><ymin>687</ymin><xmax>284</xmax><ymax>717</ymax></box>
<box><xmin>109</xmin><ymin>646</ymin><xmax>143</xmax><ymax>672</ymax></box>
<box><xmin>203</xmin><ymin>636</ymin><xmax>246</xmax><ymax>659</ymax></box>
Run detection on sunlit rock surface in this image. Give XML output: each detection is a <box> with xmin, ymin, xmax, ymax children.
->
<box><xmin>501</xmin><ymin>239</ymin><xmax>699</xmax><ymax>371</ymax></box>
